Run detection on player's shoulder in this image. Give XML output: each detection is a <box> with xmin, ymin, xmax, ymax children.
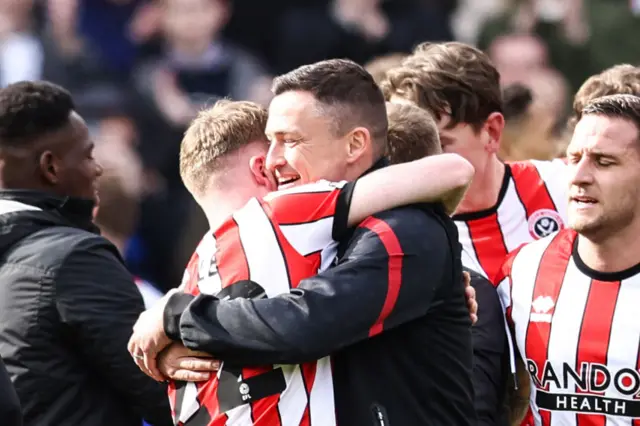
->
<box><xmin>508</xmin><ymin>158</ymin><xmax>568</xmax><ymax>183</ymax></box>
<box><xmin>263</xmin><ymin>180</ymin><xmax>347</xmax><ymax>203</ymax></box>
<box><xmin>359</xmin><ymin>205</ymin><xmax>451</xmax><ymax>246</ymax></box>
<box><xmin>509</xmin><ymin>228</ymin><xmax>576</xmax><ymax>271</ymax></box>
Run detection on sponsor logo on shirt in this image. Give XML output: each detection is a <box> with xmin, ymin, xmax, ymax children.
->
<box><xmin>529</xmin><ymin>209</ymin><xmax>564</xmax><ymax>239</ymax></box>
<box><xmin>531</xmin><ymin>295</ymin><xmax>555</xmax><ymax>323</ymax></box>
<box><xmin>527</xmin><ymin>359</ymin><xmax>640</xmax><ymax>417</ymax></box>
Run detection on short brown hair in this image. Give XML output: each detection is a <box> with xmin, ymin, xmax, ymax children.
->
<box><xmin>581</xmin><ymin>94</ymin><xmax>640</xmax><ymax>138</ymax></box>
<box><xmin>386</xmin><ymin>102</ymin><xmax>441</xmax><ymax>164</ymax></box>
<box><xmin>272</xmin><ymin>59</ymin><xmax>388</xmax><ymax>157</ymax></box>
<box><xmin>179</xmin><ymin>100</ymin><xmax>268</xmax><ymax>196</ymax></box>
<box><xmin>364</xmin><ymin>53</ymin><xmax>407</xmax><ymax>85</ymax></box>
<box><xmin>381</xmin><ymin>42</ymin><xmax>502</xmax><ymax>130</ymax></box>
<box><xmin>571</xmin><ymin>65</ymin><xmax>640</xmax><ymax>126</ymax></box>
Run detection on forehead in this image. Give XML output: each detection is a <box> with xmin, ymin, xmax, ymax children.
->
<box><xmin>569</xmin><ymin>114</ymin><xmax>639</xmax><ymax>154</ymax></box>
<box><xmin>265</xmin><ymin>91</ymin><xmax>322</xmax><ymax>135</ymax></box>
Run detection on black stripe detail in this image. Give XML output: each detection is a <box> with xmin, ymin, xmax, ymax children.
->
<box><xmin>573</xmin><ymin>237</ymin><xmax>640</xmax><ymax>281</ymax></box>
<box><xmin>332</xmin><ymin>180</ymin><xmax>356</xmax><ymax>241</ymax></box>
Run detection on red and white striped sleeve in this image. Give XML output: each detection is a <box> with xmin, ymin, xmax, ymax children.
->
<box><xmin>262</xmin><ymin>180</ymin><xmax>354</xmax><ymax>257</ymax></box>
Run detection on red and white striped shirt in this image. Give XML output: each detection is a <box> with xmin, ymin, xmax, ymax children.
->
<box><xmin>495</xmin><ymin>229</ymin><xmax>640</xmax><ymax>425</ymax></box>
<box><xmin>169</xmin><ymin>180</ymin><xmax>350</xmax><ymax>426</ymax></box>
<box><xmin>454</xmin><ymin>159</ymin><xmax>568</xmax><ymax>281</ymax></box>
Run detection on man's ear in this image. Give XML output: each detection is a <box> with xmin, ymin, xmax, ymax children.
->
<box><xmin>38</xmin><ymin>150</ymin><xmax>60</xmax><ymax>185</ymax></box>
<box><xmin>346</xmin><ymin>127</ymin><xmax>371</xmax><ymax>165</ymax></box>
<box><xmin>249</xmin><ymin>155</ymin><xmax>277</xmax><ymax>191</ymax></box>
<box><xmin>483</xmin><ymin>112</ymin><xmax>505</xmax><ymax>154</ymax></box>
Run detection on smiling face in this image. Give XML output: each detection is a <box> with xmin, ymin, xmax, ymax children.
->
<box><xmin>566</xmin><ymin>113</ymin><xmax>640</xmax><ymax>240</ymax></box>
<box><xmin>265</xmin><ymin>91</ymin><xmax>351</xmax><ymax>189</ymax></box>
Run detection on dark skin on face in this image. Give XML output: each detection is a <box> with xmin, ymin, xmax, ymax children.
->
<box><xmin>0</xmin><ymin>111</ymin><xmax>103</xmax><ymax>202</ymax></box>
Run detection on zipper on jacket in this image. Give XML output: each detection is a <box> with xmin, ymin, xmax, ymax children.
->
<box><xmin>371</xmin><ymin>403</ymin><xmax>390</xmax><ymax>426</ymax></box>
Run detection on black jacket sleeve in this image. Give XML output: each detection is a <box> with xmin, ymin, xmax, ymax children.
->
<box><xmin>0</xmin><ymin>355</ymin><xmax>22</xmax><ymax>426</ymax></box>
<box><xmin>164</xmin><ymin>206</ymin><xmax>454</xmax><ymax>365</ymax></box>
<box><xmin>55</xmin><ymin>238</ymin><xmax>172</xmax><ymax>426</ymax></box>
<box><xmin>466</xmin><ymin>268</ymin><xmax>509</xmax><ymax>426</ymax></box>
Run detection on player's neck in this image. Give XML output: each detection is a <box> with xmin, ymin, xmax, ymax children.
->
<box><xmin>455</xmin><ymin>157</ymin><xmax>505</xmax><ymax>214</ymax></box>
<box><xmin>577</xmin><ymin>226</ymin><xmax>640</xmax><ymax>273</ymax></box>
<box><xmin>201</xmin><ymin>190</ymin><xmax>254</xmax><ymax>231</ymax></box>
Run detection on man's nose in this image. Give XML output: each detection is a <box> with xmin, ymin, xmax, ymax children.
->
<box><xmin>265</xmin><ymin>141</ymin><xmax>285</xmax><ymax>172</ymax></box>
<box><xmin>569</xmin><ymin>159</ymin><xmax>594</xmax><ymax>186</ymax></box>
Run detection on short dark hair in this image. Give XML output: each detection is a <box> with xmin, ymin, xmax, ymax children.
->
<box><xmin>381</xmin><ymin>42</ymin><xmax>502</xmax><ymax>130</ymax></box>
<box><xmin>571</xmin><ymin>65</ymin><xmax>640</xmax><ymax>127</ymax></box>
<box><xmin>582</xmin><ymin>94</ymin><xmax>640</xmax><ymax>138</ymax></box>
<box><xmin>271</xmin><ymin>59</ymin><xmax>388</xmax><ymax>157</ymax></box>
<box><xmin>386</xmin><ymin>102</ymin><xmax>441</xmax><ymax>164</ymax></box>
<box><xmin>0</xmin><ymin>81</ymin><xmax>75</xmax><ymax>147</ymax></box>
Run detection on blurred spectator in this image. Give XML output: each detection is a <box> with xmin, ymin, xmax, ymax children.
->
<box><xmin>135</xmin><ymin>0</ymin><xmax>271</xmax><ymax>129</ymax></box>
<box><xmin>0</xmin><ymin>0</ymin><xmax>43</xmax><ymax>86</ymax></box>
<box><xmin>274</xmin><ymin>0</ymin><xmax>453</xmax><ymax>74</ymax></box>
<box><xmin>499</xmin><ymin>69</ymin><xmax>569</xmax><ymax>162</ymax></box>
<box><xmin>365</xmin><ymin>52</ymin><xmax>407</xmax><ymax>85</ymax></box>
<box><xmin>487</xmin><ymin>33</ymin><xmax>549</xmax><ymax>86</ymax></box>
<box><xmin>478</xmin><ymin>0</ymin><xmax>640</xmax><ymax>95</ymax></box>
<box><xmin>93</xmin><ymin>140</ymin><xmax>164</xmax><ymax>308</ymax></box>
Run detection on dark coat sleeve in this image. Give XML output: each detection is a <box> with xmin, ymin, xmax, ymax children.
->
<box><xmin>0</xmin><ymin>355</ymin><xmax>22</xmax><ymax>426</ymax></box>
<box><xmin>55</xmin><ymin>238</ymin><xmax>173</xmax><ymax>426</ymax></box>
<box><xmin>163</xmin><ymin>207</ymin><xmax>455</xmax><ymax>366</ymax></box>
<box><xmin>467</xmin><ymin>267</ymin><xmax>510</xmax><ymax>426</ymax></box>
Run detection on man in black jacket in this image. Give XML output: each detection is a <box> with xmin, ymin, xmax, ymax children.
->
<box><xmin>130</xmin><ymin>60</ymin><xmax>476</xmax><ymax>425</ymax></box>
<box><xmin>0</xmin><ymin>81</ymin><xmax>173</xmax><ymax>426</ymax></box>
<box><xmin>466</xmin><ymin>267</ymin><xmax>510</xmax><ymax>426</ymax></box>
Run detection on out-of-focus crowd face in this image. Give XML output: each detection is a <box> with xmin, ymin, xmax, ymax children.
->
<box><xmin>161</xmin><ymin>0</ymin><xmax>227</xmax><ymax>48</ymax></box>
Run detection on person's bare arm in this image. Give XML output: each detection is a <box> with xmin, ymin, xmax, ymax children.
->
<box><xmin>347</xmin><ymin>153</ymin><xmax>474</xmax><ymax>225</ymax></box>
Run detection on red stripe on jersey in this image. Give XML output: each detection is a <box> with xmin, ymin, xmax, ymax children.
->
<box><xmin>299</xmin><ymin>362</ymin><xmax>318</xmax><ymax>426</ymax></box>
<box><xmin>510</xmin><ymin>161</ymin><xmax>557</xmax><ymax>218</ymax></box>
<box><xmin>574</xmin><ymin>280</ymin><xmax>621</xmax><ymax>426</ymax></box>
<box><xmin>525</xmin><ymin>234</ymin><xmax>572</xmax><ymax>426</ymax></box>
<box><xmin>466</xmin><ymin>213</ymin><xmax>509</xmax><ymax>282</ymax></box>
<box><xmin>214</xmin><ymin>219</ymin><xmax>250</xmax><ymax>285</ymax></box>
<box><xmin>266</xmin><ymin>190</ymin><xmax>340</xmax><ymax>225</ymax></box>
<box><xmin>168</xmin><ymin>385</ymin><xmax>178</xmax><ymax>421</ymax></box>
<box><xmin>359</xmin><ymin>217</ymin><xmax>403</xmax><ymax>337</ymax></box>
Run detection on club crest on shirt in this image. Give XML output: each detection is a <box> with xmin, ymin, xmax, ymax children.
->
<box><xmin>528</xmin><ymin>209</ymin><xmax>564</xmax><ymax>239</ymax></box>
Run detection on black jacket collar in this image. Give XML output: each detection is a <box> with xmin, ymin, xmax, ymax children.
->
<box><xmin>362</xmin><ymin>157</ymin><xmax>389</xmax><ymax>176</ymax></box>
<box><xmin>0</xmin><ymin>190</ymin><xmax>98</xmax><ymax>233</ymax></box>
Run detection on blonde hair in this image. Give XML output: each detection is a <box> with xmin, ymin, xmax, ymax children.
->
<box><xmin>179</xmin><ymin>100</ymin><xmax>268</xmax><ymax>196</ymax></box>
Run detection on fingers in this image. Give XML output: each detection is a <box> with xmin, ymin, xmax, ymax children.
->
<box><xmin>166</xmin><ymin>369</ymin><xmax>212</xmax><ymax>382</ymax></box>
<box><xmin>178</xmin><ymin>357</ymin><xmax>220</xmax><ymax>372</ymax></box>
<box><xmin>143</xmin><ymin>350</ymin><xmax>164</xmax><ymax>382</ymax></box>
<box><xmin>185</xmin><ymin>349</ymin><xmax>216</xmax><ymax>358</ymax></box>
<box><xmin>462</xmin><ymin>271</ymin><xmax>471</xmax><ymax>287</ymax></box>
<box><xmin>464</xmin><ymin>284</ymin><xmax>478</xmax><ymax>326</ymax></box>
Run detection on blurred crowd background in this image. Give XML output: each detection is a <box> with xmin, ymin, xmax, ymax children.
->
<box><xmin>2</xmin><ymin>0</ymin><xmax>637</xmax><ymax>293</ymax></box>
